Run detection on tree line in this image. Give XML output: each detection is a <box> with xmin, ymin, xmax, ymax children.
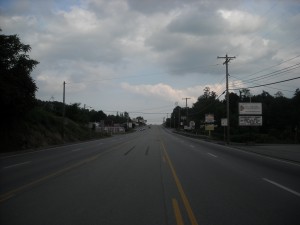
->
<box><xmin>0</xmin><ymin>30</ymin><xmax>144</xmax><ymax>151</ymax></box>
<box><xmin>166</xmin><ymin>87</ymin><xmax>300</xmax><ymax>143</ymax></box>
<box><xmin>37</xmin><ymin>100</ymin><xmax>133</xmax><ymax>127</ymax></box>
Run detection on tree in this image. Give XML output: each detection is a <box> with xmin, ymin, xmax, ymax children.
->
<box><xmin>274</xmin><ymin>91</ymin><xmax>284</xmax><ymax>98</ymax></box>
<box><xmin>239</xmin><ymin>88</ymin><xmax>251</xmax><ymax>102</ymax></box>
<box><xmin>191</xmin><ymin>87</ymin><xmax>221</xmax><ymax>126</ymax></box>
<box><xmin>89</xmin><ymin>110</ymin><xmax>107</xmax><ymax>122</ymax></box>
<box><xmin>0</xmin><ymin>30</ymin><xmax>39</xmax><ymax>122</ymax></box>
<box><xmin>65</xmin><ymin>103</ymin><xmax>89</xmax><ymax>123</ymax></box>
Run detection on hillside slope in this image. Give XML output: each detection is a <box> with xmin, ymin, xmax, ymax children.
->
<box><xmin>1</xmin><ymin>107</ymin><xmax>109</xmax><ymax>152</ymax></box>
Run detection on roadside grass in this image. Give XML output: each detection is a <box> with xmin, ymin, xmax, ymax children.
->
<box><xmin>1</xmin><ymin>107</ymin><xmax>110</xmax><ymax>152</ymax></box>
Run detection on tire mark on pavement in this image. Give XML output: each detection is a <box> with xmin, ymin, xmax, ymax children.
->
<box><xmin>124</xmin><ymin>146</ymin><xmax>135</xmax><ymax>156</ymax></box>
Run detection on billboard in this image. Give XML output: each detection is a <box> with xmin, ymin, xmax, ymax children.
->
<box><xmin>239</xmin><ymin>103</ymin><xmax>262</xmax><ymax>115</ymax></box>
<box><xmin>239</xmin><ymin>116</ymin><xmax>262</xmax><ymax>126</ymax></box>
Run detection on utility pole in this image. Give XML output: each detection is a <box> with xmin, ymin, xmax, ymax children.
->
<box><xmin>182</xmin><ymin>98</ymin><xmax>191</xmax><ymax>127</ymax></box>
<box><xmin>218</xmin><ymin>54</ymin><xmax>235</xmax><ymax>144</ymax></box>
<box><xmin>174</xmin><ymin>102</ymin><xmax>178</xmax><ymax>129</ymax></box>
<box><xmin>166</xmin><ymin>113</ymin><xmax>169</xmax><ymax>127</ymax></box>
<box><xmin>62</xmin><ymin>81</ymin><xmax>66</xmax><ymax>142</ymax></box>
<box><xmin>178</xmin><ymin>107</ymin><xmax>181</xmax><ymax>129</ymax></box>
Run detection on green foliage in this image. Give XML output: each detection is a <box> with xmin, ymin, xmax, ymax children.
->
<box><xmin>0</xmin><ymin>31</ymin><xmax>128</xmax><ymax>152</ymax></box>
<box><xmin>0</xmin><ymin>106</ymin><xmax>111</xmax><ymax>152</ymax></box>
<box><xmin>169</xmin><ymin>87</ymin><xmax>300</xmax><ymax>143</ymax></box>
<box><xmin>0</xmin><ymin>31</ymin><xmax>39</xmax><ymax>122</ymax></box>
<box><xmin>89</xmin><ymin>109</ymin><xmax>107</xmax><ymax>122</ymax></box>
<box><xmin>66</xmin><ymin>103</ymin><xmax>89</xmax><ymax>124</ymax></box>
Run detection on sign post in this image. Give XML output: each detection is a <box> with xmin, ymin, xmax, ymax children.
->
<box><xmin>238</xmin><ymin>103</ymin><xmax>262</xmax><ymax>142</ymax></box>
<box><xmin>205</xmin><ymin>114</ymin><xmax>214</xmax><ymax>137</ymax></box>
<box><xmin>221</xmin><ymin>118</ymin><xmax>227</xmax><ymax>141</ymax></box>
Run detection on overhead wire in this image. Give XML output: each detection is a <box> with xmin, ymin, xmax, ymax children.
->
<box><xmin>238</xmin><ymin>55</ymin><xmax>300</xmax><ymax>79</ymax></box>
<box><xmin>232</xmin><ymin>62</ymin><xmax>300</xmax><ymax>85</ymax></box>
<box><xmin>230</xmin><ymin>75</ymin><xmax>294</xmax><ymax>93</ymax></box>
<box><xmin>230</xmin><ymin>76</ymin><xmax>300</xmax><ymax>91</ymax></box>
<box><xmin>226</xmin><ymin>1</ymin><xmax>300</xmax><ymax>92</ymax></box>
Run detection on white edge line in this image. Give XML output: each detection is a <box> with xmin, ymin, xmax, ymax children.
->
<box><xmin>72</xmin><ymin>148</ymin><xmax>83</xmax><ymax>152</ymax></box>
<box><xmin>224</xmin><ymin>145</ymin><xmax>300</xmax><ymax>167</ymax></box>
<box><xmin>3</xmin><ymin>161</ymin><xmax>32</xmax><ymax>169</ymax></box>
<box><xmin>0</xmin><ymin>139</ymin><xmax>106</xmax><ymax>159</ymax></box>
<box><xmin>171</xmin><ymin>132</ymin><xmax>300</xmax><ymax>167</ymax></box>
<box><xmin>263</xmin><ymin>178</ymin><xmax>300</xmax><ymax>197</ymax></box>
<box><xmin>207</xmin><ymin>153</ymin><xmax>218</xmax><ymax>158</ymax></box>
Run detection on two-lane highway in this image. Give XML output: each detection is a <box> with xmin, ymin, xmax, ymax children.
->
<box><xmin>1</xmin><ymin>125</ymin><xmax>300</xmax><ymax>225</ymax></box>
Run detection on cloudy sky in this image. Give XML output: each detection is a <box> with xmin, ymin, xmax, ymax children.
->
<box><xmin>1</xmin><ymin>0</ymin><xmax>300</xmax><ymax>124</ymax></box>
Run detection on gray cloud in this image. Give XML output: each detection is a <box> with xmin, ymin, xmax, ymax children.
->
<box><xmin>1</xmin><ymin>0</ymin><xmax>299</xmax><ymax>115</ymax></box>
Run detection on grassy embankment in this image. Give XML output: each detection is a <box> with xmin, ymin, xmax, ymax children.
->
<box><xmin>1</xmin><ymin>107</ymin><xmax>110</xmax><ymax>152</ymax></box>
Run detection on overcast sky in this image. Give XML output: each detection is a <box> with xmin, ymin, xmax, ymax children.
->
<box><xmin>1</xmin><ymin>0</ymin><xmax>300</xmax><ymax>124</ymax></box>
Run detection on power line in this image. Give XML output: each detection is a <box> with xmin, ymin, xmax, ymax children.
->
<box><xmin>229</xmin><ymin>61</ymin><xmax>300</xmax><ymax>85</ymax></box>
<box><xmin>230</xmin><ymin>64</ymin><xmax>300</xmax><ymax>91</ymax></box>
<box><xmin>230</xmin><ymin>75</ymin><xmax>294</xmax><ymax>93</ymax></box>
<box><xmin>229</xmin><ymin>61</ymin><xmax>300</xmax><ymax>92</ymax></box>
<box><xmin>230</xmin><ymin>76</ymin><xmax>300</xmax><ymax>91</ymax></box>
<box><xmin>242</xmin><ymin>62</ymin><xmax>300</xmax><ymax>83</ymax></box>
<box><xmin>239</xmin><ymin>55</ymin><xmax>300</xmax><ymax>80</ymax></box>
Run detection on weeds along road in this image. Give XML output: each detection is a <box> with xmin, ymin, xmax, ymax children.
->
<box><xmin>1</xmin><ymin>125</ymin><xmax>300</xmax><ymax>225</ymax></box>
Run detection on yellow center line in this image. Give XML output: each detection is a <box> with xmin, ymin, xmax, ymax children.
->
<box><xmin>161</xmin><ymin>140</ymin><xmax>199</xmax><ymax>225</ymax></box>
<box><xmin>0</xmin><ymin>140</ymin><xmax>131</xmax><ymax>203</ymax></box>
<box><xmin>0</xmin><ymin>154</ymin><xmax>100</xmax><ymax>203</ymax></box>
<box><xmin>173</xmin><ymin>198</ymin><xmax>185</xmax><ymax>225</ymax></box>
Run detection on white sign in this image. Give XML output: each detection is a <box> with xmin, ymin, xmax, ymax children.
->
<box><xmin>189</xmin><ymin>121</ymin><xmax>195</xmax><ymax>129</ymax></box>
<box><xmin>205</xmin><ymin>114</ymin><xmax>214</xmax><ymax>123</ymax></box>
<box><xmin>239</xmin><ymin>116</ymin><xmax>262</xmax><ymax>126</ymax></box>
<box><xmin>221</xmin><ymin>118</ymin><xmax>228</xmax><ymax>126</ymax></box>
<box><xmin>239</xmin><ymin>103</ymin><xmax>262</xmax><ymax>115</ymax></box>
<box><xmin>184</xmin><ymin>126</ymin><xmax>191</xmax><ymax>130</ymax></box>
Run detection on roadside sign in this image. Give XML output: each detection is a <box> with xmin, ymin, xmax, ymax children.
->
<box><xmin>205</xmin><ymin>114</ymin><xmax>214</xmax><ymax>123</ymax></box>
<box><xmin>205</xmin><ymin>124</ymin><xmax>214</xmax><ymax>131</ymax></box>
<box><xmin>221</xmin><ymin>118</ymin><xmax>227</xmax><ymax>126</ymax></box>
<box><xmin>239</xmin><ymin>103</ymin><xmax>262</xmax><ymax>115</ymax></box>
<box><xmin>184</xmin><ymin>126</ymin><xmax>191</xmax><ymax>130</ymax></box>
<box><xmin>239</xmin><ymin>116</ymin><xmax>262</xmax><ymax>126</ymax></box>
<box><xmin>189</xmin><ymin>121</ymin><xmax>195</xmax><ymax>129</ymax></box>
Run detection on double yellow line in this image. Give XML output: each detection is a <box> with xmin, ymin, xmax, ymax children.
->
<box><xmin>161</xmin><ymin>141</ymin><xmax>199</xmax><ymax>225</ymax></box>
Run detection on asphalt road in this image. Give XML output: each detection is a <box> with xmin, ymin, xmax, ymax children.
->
<box><xmin>1</xmin><ymin>125</ymin><xmax>300</xmax><ymax>225</ymax></box>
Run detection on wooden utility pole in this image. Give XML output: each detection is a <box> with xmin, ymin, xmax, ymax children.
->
<box><xmin>62</xmin><ymin>81</ymin><xmax>66</xmax><ymax>141</ymax></box>
<box><xmin>182</xmin><ymin>98</ymin><xmax>191</xmax><ymax>127</ymax></box>
<box><xmin>217</xmin><ymin>54</ymin><xmax>235</xmax><ymax>144</ymax></box>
